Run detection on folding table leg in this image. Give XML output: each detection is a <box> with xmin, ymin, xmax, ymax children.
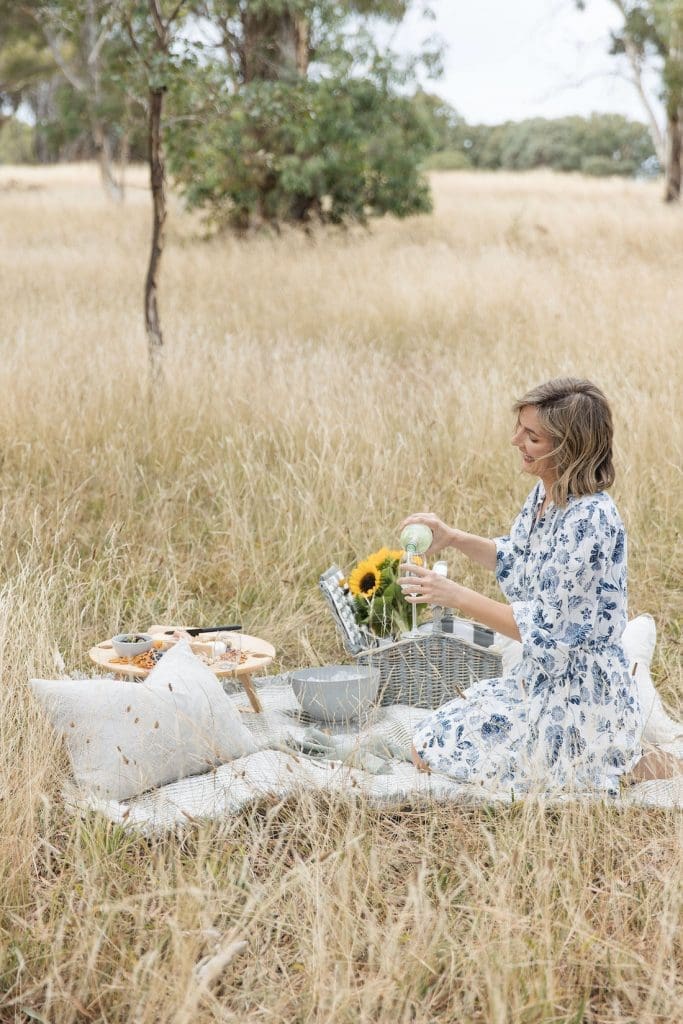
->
<box><xmin>239</xmin><ymin>673</ymin><xmax>263</xmax><ymax>713</ymax></box>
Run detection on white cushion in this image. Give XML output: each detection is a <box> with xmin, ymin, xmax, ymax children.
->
<box><xmin>622</xmin><ymin>615</ymin><xmax>683</xmax><ymax>745</ymax></box>
<box><xmin>31</xmin><ymin>640</ymin><xmax>257</xmax><ymax>801</ymax></box>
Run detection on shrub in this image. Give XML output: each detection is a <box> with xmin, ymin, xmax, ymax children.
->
<box><xmin>0</xmin><ymin>117</ymin><xmax>35</xmax><ymax>164</ymax></box>
<box><xmin>422</xmin><ymin>149</ymin><xmax>472</xmax><ymax>171</ymax></box>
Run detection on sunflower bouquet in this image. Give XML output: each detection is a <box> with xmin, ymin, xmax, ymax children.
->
<box><xmin>344</xmin><ymin>547</ymin><xmax>427</xmax><ymax>639</ymax></box>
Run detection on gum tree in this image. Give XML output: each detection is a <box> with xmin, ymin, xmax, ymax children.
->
<box><xmin>578</xmin><ymin>0</ymin><xmax>683</xmax><ymax>201</ymax></box>
<box><xmin>119</xmin><ymin>0</ymin><xmax>193</xmax><ymax>371</ymax></box>
<box><xmin>6</xmin><ymin>0</ymin><xmax>134</xmax><ymax>198</ymax></box>
<box><xmin>166</xmin><ymin>1</ymin><xmax>442</xmax><ymax>231</ymax></box>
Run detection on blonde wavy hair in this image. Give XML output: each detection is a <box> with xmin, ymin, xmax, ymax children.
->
<box><xmin>513</xmin><ymin>378</ymin><xmax>615</xmax><ymax>507</ymax></box>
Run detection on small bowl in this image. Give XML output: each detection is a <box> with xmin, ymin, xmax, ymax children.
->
<box><xmin>111</xmin><ymin>633</ymin><xmax>154</xmax><ymax>658</ymax></box>
<box><xmin>290</xmin><ymin>665</ymin><xmax>380</xmax><ymax>724</ymax></box>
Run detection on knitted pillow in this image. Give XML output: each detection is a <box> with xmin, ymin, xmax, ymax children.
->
<box><xmin>31</xmin><ymin>640</ymin><xmax>257</xmax><ymax>801</ymax></box>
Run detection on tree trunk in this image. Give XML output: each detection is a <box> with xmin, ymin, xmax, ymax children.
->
<box><xmin>664</xmin><ymin>108</ymin><xmax>682</xmax><ymax>202</ymax></box>
<box><xmin>240</xmin><ymin>7</ymin><xmax>309</xmax><ymax>230</ymax></box>
<box><xmin>243</xmin><ymin>9</ymin><xmax>308</xmax><ymax>82</ymax></box>
<box><xmin>117</xmin><ymin>93</ymin><xmax>133</xmax><ymax>198</ymax></box>
<box><xmin>92</xmin><ymin>118</ymin><xmax>124</xmax><ymax>202</ymax></box>
<box><xmin>295</xmin><ymin>16</ymin><xmax>309</xmax><ymax>76</ymax></box>
<box><xmin>145</xmin><ymin>87</ymin><xmax>166</xmax><ymax>375</ymax></box>
<box><xmin>621</xmin><ymin>34</ymin><xmax>666</xmax><ymax>166</ymax></box>
<box><xmin>85</xmin><ymin>0</ymin><xmax>123</xmax><ymax>202</ymax></box>
<box><xmin>33</xmin><ymin>77</ymin><xmax>59</xmax><ymax>163</ymax></box>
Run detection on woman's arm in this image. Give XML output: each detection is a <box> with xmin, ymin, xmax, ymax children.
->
<box><xmin>397</xmin><ymin>565</ymin><xmax>521</xmax><ymax>641</ymax></box>
<box><xmin>449</xmin><ymin>530</ymin><xmax>497</xmax><ymax>572</ymax></box>
<box><xmin>445</xmin><ymin>581</ymin><xmax>521</xmax><ymax>641</ymax></box>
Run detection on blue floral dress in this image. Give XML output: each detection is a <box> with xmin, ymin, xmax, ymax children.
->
<box><xmin>413</xmin><ymin>484</ymin><xmax>644</xmax><ymax>796</ymax></box>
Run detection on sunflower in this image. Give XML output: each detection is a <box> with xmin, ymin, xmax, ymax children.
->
<box><xmin>371</xmin><ymin>547</ymin><xmax>404</xmax><ymax>569</ymax></box>
<box><xmin>348</xmin><ymin>558</ymin><xmax>382</xmax><ymax>599</ymax></box>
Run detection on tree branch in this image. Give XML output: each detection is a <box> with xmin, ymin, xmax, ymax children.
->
<box><xmin>123</xmin><ymin>12</ymin><xmax>145</xmax><ymax>64</ymax></box>
<box><xmin>39</xmin><ymin>21</ymin><xmax>87</xmax><ymax>93</ymax></box>
<box><xmin>622</xmin><ymin>32</ymin><xmax>666</xmax><ymax>163</ymax></box>
<box><xmin>88</xmin><ymin>10</ymin><xmax>116</xmax><ymax>68</ymax></box>
<box><xmin>167</xmin><ymin>0</ymin><xmax>190</xmax><ymax>28</ymax></box>
<box><xmin>149</xmin><ymin>0</ymin><xmax>167</xmax><ymax>42</ymax></box>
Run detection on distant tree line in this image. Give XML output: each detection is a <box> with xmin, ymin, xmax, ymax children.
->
<box><xmin>413</xmin><ymin>96</ymin><xmax>658</xmax><ymax>178</ymax></box>
<box><xmin>0</xmin><ymin>76</ymin><xmax>659</xmax><ymax>185</ymax></box>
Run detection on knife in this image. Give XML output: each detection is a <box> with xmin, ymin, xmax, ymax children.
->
<box><xmin>162</xmin><ymin>625</ymin><xmax>243</xmax><ymax>636</ymax></box>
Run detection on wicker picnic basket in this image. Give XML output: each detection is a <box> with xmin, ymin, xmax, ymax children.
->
<box><xmin>319</xmin><ymin>565</ymin><xmax>503</xmax><ymax>709</ymax></box>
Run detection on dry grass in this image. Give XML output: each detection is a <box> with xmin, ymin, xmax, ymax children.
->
<box><xmin>0</xmin><ymin>163</ymin><xmax>681</xmax><ymax>1023</ymax></box>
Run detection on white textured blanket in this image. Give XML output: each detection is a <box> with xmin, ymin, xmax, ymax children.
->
<box><xmin>73</xmin><ymin>674</ymin><xmax>683</xmax><ymax>833</ymax></box>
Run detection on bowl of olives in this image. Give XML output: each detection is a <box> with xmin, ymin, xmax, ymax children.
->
<box><xmin>111</xmin><ymin>633</ymin><xmax>154</xmax><ymax>658</ymax></box>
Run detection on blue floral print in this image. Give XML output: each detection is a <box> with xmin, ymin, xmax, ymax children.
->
<box><xmin>412</xmin><ymin>484</ymin><xmax>643</xmax><ymax>796</ymax></box>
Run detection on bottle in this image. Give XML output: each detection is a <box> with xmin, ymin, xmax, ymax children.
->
<box><xmin>399</xmin><ymin>523</ymin><xmax>433</xmax><ymax>556</ymax></box>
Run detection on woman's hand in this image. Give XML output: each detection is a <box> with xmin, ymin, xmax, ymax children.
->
<box><xmin>399</xmin><ymin>563</ymin><xmax>521</xmax><ymax>640</ymax></box>
<box><xmin>398</xmin><ymin>561</ymin><xmax>461</xmax><ymax>606</ymax></box>
<box><xmin>400</xmin><ymin>512</ymin><xmax>456</xmax><ymax>555</ymax></box>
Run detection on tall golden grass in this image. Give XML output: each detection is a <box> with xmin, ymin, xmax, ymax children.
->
<box><xmin>0</xmin><ymin>163</ymin><xmax>681</xmax><ymax>1023</ymax></box>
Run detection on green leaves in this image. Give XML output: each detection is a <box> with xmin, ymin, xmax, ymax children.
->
<box><xmin>167</xmin><ymin>71</ymin><xmax>434</xmax><ymax>229</ymax></box>
<box><xmin>420</xmin><ymin>111</ymin><xmax>657</xmax><ymax>178</ymax></box>
<box><xmin>158</xmin><ymin>0</ymin><xmax>438</xmax><ymax>229</ymax></box>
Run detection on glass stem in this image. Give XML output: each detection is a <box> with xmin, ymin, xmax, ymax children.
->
<box><xmin>406</xmin><ymin>548</ymin><xmax>418</xmax><ymax>634</ymax></box>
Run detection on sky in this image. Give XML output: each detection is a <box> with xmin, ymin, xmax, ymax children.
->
<box><xmin>389</xmin><ymin>0</ymin><xmax>664</xmax><ymax>127</ymax></box>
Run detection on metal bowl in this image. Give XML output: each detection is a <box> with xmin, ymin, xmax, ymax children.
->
<box><xmin>290</xmin><ymin>664</ymin><xmax>379</xmax><ymax>724</ymax></box>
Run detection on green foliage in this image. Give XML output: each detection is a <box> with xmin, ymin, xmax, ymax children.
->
<box><xmin>580</xmin><ymin>154</ymin><xmax>636</xmax><ymax>176</ymax></box>
<box><xmin>419</xmin><ymin>111</ymin><xmax>657</xmax><ymax>178</ymax></box>
<box><xmin>410</xmin><ymin>89</ymin><xmax>464</xmax><ymax>149</ymax></box>
<box><xmin>166</xmin><ymin>2</ymin><xmax>438</xmax><ymax>229</ymax></box>
<box><xmin>0</xmin><ymin>0</ymin><xmax>148</xmax><ymax>164</ymax></box>
<box><xmin>168</xmin><ymin>73</ymin><xmax>433</xmax><ymax>228</ymax></box>
<box><xmin>0</xmin><ymin>34</ymin><xmax>55</xmax><ymax>111</ymax></box>
<box><xmin>421</xmin><ymin>148</ymin><xmax>471</xmax><ymax>170</ymax></box>
<box><xmin>0</xmin><ymin>117</ymin><xmax>36</xmax><ymax>163</ymax></box>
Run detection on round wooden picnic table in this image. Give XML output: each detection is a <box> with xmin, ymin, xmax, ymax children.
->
<box><xmin>88</xmin><ymin>627</ymin><xmax>275</xmax><ymax>712</ymax></box>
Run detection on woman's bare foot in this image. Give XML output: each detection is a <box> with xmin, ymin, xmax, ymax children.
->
<box><xmin>626</xmin><ymin>748</ymin><xmax>683</xmax><ymax>784</ymax></box>
<box><xmin>411</xmin><ymin>744</ymin><xmax>431</xmax><ymax>773</ymax></box>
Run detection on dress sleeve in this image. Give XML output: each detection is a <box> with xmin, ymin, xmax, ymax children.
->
<box><xmin>510</xmin><ymin>499</ymin><xmax>622</xmax><ymax>678</ymax></box>
<box><xmin>494</xmin><ymin>534</ymin><xmax>525</xmax><ymax>602</ymax></box>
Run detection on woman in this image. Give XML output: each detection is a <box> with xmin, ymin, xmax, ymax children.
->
<box><xmin>398</xmin><ymin>378</ymin><xmax>653</xmax><ymax>796</ymax></box>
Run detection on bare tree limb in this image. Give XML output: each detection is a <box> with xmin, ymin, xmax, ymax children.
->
<box><xmin>621</xmin><ymin>32</ymin><xmax>666</xmax><ymax>163</ymax></box>
<box><xmin>167</xmin><ymin>0</ymin><xmax>190</xmax><ymax>28</ymax></box>
<box><xmin>148</xmin><ymin>0</ymin><xmax>167</xmax><ymax>42</ymax></box>
<box><xmin>38</xmin><ymin>21</ymin><xmax>87</xmax><ymax>93</ymax></box>
<box><xmin>123</xmin><ymin>11</ymin><xmax>145</xmax><ymax>64</ymax></box>
<box><xmin>87</xmin><ymin>12</ymin><xmax>116</xmax><ymax>68</ymax></box>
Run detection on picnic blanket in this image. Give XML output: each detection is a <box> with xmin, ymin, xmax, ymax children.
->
<box><xmin>71</xmin><ymin>674</ymin><xmax>683</xmax><ymax>833</ymax></box>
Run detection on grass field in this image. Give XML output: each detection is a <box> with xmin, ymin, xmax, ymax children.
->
<box><xmin>0</xmin><ymin>163</ymin><xmax>681</xmax><ymax>1023</ymax></box>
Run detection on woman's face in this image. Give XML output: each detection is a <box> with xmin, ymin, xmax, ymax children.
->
<box><xmin>512</xmin><ymin>405</ymin><xmax>556</xmax><ymax>480</ymax></box>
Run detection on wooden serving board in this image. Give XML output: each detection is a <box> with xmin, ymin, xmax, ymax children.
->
<box><xmin>89</xmin><ymin>630</ymin><xmax>275</xmax><ymax>680</ymax></box>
